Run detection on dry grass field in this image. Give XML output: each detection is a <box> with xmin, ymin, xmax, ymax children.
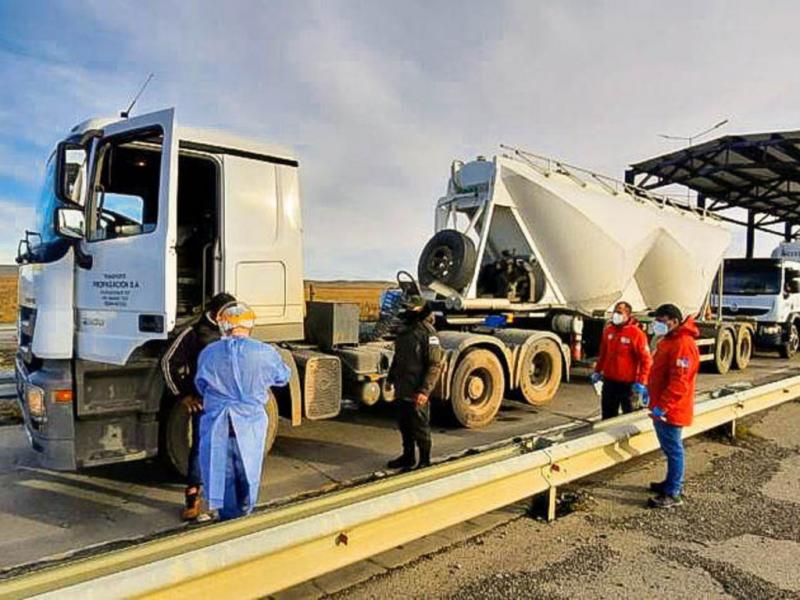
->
<box><xmin>304</xmin><ymin>280</ymin><xmax>393</xmax><ymax>321</ymax></box>
<box><xmin>0</xmin><ymin>274</ymin><xmax>391</xmax><ymax>324</ymax></box>
<box><xmin>0</xmin><ymin>275</ymin><xmax>16</xmax><ymax>324</ymax></box>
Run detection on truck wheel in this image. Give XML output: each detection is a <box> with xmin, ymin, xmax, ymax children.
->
<box><xmin>450</xmin><ymin>349</ymin><xmax>505</xmax><ymax>428</ymax></box>
<box><xmin>163</xmin><ymin>392</ymin><xmax>280</xmax><ymax>477</ymax></box>
<box><xmin>518</xmin><ymin>338</ymin><xmax>562</xmax><ymax>406</ymax></box>
<box><xmin>779</xmin><ymin>323</ymin><xmax>799</xmax><ymax>359</ymax></box>
<box><xmin>381</xmin><ymin>379</ymin><xmax>396</xmax><ymax>403</ymax></box>
<box><xmin>265</xmin><ymin>391</ymin><xmax>280</xmax><ymax>453</ymax></box>
<box><xmin>417</xmin><ymin>229</ymin><xmax>477</xmax><ymax>292</ymax></box>
<box><xmin>356</xmin><ymin>381</ymin><xmax>382</xmax><ymax>406</ymax></box>
<box><xmin>712</xmin><ymin>328</ymin><xmax>734</xmax><ymax>374</ymax></box>
<box><xmin>733</xmin><ymin>327</ymin><xmax>753</xmax><ymax>370</ymax></box>
<box><xmin>163</xmin><ymin>399</ymin><xmax>191</xmax><ymax>478</ymax></box>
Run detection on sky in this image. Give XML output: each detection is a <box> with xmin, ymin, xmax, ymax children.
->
<box><xmin>1</xmin><ymin>1</ymin><xmax>799</xmax><ymax>279</ymax></box>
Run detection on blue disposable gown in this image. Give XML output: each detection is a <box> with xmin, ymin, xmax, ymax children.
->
<box><xmin>195</xmin><ymin>336</ymin><xmax>291</xmax><ymax>511</ymax></box>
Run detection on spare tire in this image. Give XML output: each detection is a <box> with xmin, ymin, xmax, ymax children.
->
<box><xmin>417</xmin><ymin>230</ymin><xmax>477</xmax><ymax>292</ymax></box>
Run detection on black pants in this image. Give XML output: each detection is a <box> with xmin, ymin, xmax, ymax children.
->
<box><xmin>187</xmin><ymin>411</ymin><xmax>203</xmax><ymax>487</ymax></box>
<box><xmin>601</xmin><ymin>379</ymin><xmax>634</xmax><ymax>420</ymax></box>
<box><xmin>398</xmin><ymin>400</ymin><xmax>431</xmax><ymax>463</ymax></box>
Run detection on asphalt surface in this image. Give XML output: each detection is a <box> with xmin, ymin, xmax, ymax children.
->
<box><xmin>0</xmin><ymin>354</ymin><xmax>796</xmax><ymax>574</ymax></box>
<box><xmin>330</xmin><ymin>392</ymin><xmax>800</xmax><ymax>600</ymax></box>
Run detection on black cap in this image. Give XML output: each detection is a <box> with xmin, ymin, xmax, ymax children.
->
<box><xmin>654</xmin><ymin>303</ymin><xmax>683</xmax><ymax>321</ymax></box>
<box><xmin>208</xmin><ymin>292</ymin><xmax>236</xmax><ymax>317</ymax></box>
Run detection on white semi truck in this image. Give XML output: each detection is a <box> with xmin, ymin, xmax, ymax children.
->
<box><xmin>14</xmin><ymin>108</ymin><xmax>755</xmax><ymax>473</ymax></box>
<box><xmin>714</xmin><ymin>243</ymin><xmax>800</xmax><ymax>357</ymax></box>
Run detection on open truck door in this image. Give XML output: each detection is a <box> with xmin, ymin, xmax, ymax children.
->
<box><xmin>73</xmin><ymin>109</ymin><xmax>178</xmax><ymax>365</ymax></box>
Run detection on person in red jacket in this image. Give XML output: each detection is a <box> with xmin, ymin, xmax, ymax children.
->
<box><xmin>647</xmin><ymin>303</ymin><xmax>700</xmax><ymax>509</ymax></box>
<box><xmin>591</xmin><ymin>301</ymin><xmax>653</xmax><ymax>419</ymax></box>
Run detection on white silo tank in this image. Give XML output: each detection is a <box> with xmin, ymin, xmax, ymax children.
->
<box><xmin>492</xmin><ymin>155</ymin><xmax>731</xmax><ymax>315</ymax></box>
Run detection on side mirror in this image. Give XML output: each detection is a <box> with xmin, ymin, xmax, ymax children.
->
<box><xmin>787</xmin><ymin>279</ymin><xmax>800</xmax><ymax>295</ymax></box>
<box><xmin>55</xmin><ymin>206</ymin><xmax>85</xmax><ymax>240</ymax></box>
<box><xmin>55</xmin><ymin>142</ymin><xmax>88</xmax><ymax>203</ymax></box>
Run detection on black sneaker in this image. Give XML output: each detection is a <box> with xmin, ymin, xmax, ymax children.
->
<box><xmin>387</xmin><ymin>455</ymin><xmax>415</xmax><ymax>469</ymax></box>
<box><xmin>415</xmin><ymin>459</ymin><xmax>431</xmax><ymax>470</ymax></box>
<box><xmin>649</xmin><ymin>481</ymin><xmax>666</xmax><ymax>494</ymax></box>
<box><xmin>647</xmin><ymin>494</ymin><xmax>684</xmax><ymax>509</ymax></box>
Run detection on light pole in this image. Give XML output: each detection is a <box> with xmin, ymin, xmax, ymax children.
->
<box><xmin>658</xmin><ymin>118</ymin><xmax>730</xmax><ymax>202</ymax></box>
<box><xmin>658</xmin><ymin>118</ymin><xmax>730</xmax><ymax>147</ymax></box>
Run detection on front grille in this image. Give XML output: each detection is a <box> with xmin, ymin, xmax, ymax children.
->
<box><xmin>721</xmin><ymin>306</ymin><xmax>770</xmax><ymax>317</ymax></box>
<box><xmin>293</xmin><ymin>350</ymin><xmax>342</xmax><ymax>420</ymax></box>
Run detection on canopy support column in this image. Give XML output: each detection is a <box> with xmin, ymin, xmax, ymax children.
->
<box><xmin>746</xmin><ymin>211</ymin><xmax>756</xmax><ymax>258</ymax></box>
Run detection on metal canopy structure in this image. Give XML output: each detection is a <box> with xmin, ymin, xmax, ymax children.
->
<box><xmin>626</xmin><ymin>130</ymin><xmax>800</xmax><ymax>257</ymax></box>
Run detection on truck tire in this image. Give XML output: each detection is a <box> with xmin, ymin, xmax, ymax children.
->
<box><xmin>779</xmin><ymin>323</ymin><xmax>799</xmax><ymax>359</ymax></box>
<box><xmin>711</xmin><ymin>328</ymin><xmax>734</xmax><ymax>374</ymax></box>
<box><xmin>381</xmin><ymin>379</ymin><xmax>396</xmax><ymax>403</ymax></box>
<box><xmin>733</xmin><ymin>327</ymin><xmax>753</xmax><ymax>370</ymax></box>
<box><xmin>417</xmin><ymin>230</ymin><xmax>477</xmax><ymax>292</ymax></box>
<box><xmin>518</xmin><ymin>338</ymin><xmax>563</xmax><ymax>406</ymax></box>
<box><xmin>163</xmin><ymin>392</ymin><xmax>279</xmax><ymax>477</ymax></box>
<box><xmin>264</xmin><ymin>391</ymin><xmax>280</xmax><ymax>453</ymax></box>
<box><xmin>450</xmin><ymin>349</ymin><xmax>505</xmax><ymax>428</ymax></box>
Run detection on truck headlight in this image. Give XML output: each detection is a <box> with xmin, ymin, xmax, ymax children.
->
<box><xmin>26</xmin><ymin>385</ymin><xmax>46</xmax><ymax>421</ymax></box>
<box><xmin>760</xmin><ymin>324</ymin><xmax>781</xmax><ymax>336</ymax></box>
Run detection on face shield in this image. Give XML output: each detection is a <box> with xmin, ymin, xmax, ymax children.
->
<box><xmin>217</xmin><ymin>302</ymin><xmax>256</xmax><ymax>336</ymax></box>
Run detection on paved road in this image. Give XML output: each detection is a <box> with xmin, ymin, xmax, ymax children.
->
<box><xmin>0</xmin><ymin>354</ymin><xmax>795</xmax><ymax>573</ymax></box>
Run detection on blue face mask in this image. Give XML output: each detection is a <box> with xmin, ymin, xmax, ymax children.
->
<box><xmin>652</xmin><ymin>321</ymin><xmax>669</xmax><ymax>337</ymax></box>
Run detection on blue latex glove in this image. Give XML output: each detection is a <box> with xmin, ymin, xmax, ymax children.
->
<box><xmin>632</xmin><ymin>383</ymin><xmax>649</xmax><ymax>407</ymax></box>
<box><xmin>651</xmin><ymin>406</ymin><xmax>666</xmax><ymax>420</ymax></box>
<box><xmin>590</xmin><ymin>372</ymin><xmax>602</xmax><ymax>385</ymax></box>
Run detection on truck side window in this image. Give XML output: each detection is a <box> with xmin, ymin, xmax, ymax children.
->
<box><xmin>786</xmin><ymin>269</ymin><xmax>800</xmax><ymax>294</ymax></box>
<box><xmin>88</xmin><ymin>133</ymin><xmax>161</xmax><ymax>242</ymax></box>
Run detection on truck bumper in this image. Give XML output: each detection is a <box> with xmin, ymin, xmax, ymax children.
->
<box><xmin>15</xmin><ymin>355</ymin><xmax>77</xmax><ymax>471</ymax></box>
<box><xmin>755</xmin><ymin>323</ymin><xmax>785</xmax><ymax>348</ymax></box>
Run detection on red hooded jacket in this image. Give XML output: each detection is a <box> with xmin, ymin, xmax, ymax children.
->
<box><xmin>648</xmin><ymin>317</ymin><xmax>700</xmax><ymax>427</ymax></box>
<box><xmin>594</xmin><ymin>318</ymin><xmax>652</xmax><ymax>385</ymax></box>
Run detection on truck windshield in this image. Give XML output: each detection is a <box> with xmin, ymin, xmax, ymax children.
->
<box><xmin>23</xmin><ymin>144</ymin><xmax>88</xmax><ymax>262</ymax></box>
<box><xmin>32</xmin><ymin>156</ymin><xmax>60</xmax><ymax>246</ymax></box>
<box><xmin>723</xmin><ymin>266</ymin><xmax>782</xmax><ymax>295</ymax></box>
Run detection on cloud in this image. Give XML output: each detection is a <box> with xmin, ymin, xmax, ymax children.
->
<box><xmin>0</xmin><ymin>197</ymin><xmax>35</xmax><ymax>262</ymax></box>
<box><xmin>2</xmin><ymin>1</ymin><xmax>800</xmax><ymax>273</ymax></box>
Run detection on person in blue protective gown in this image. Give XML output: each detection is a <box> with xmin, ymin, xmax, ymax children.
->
<box><xmin>194</xmin><ymin>301</ymin><xmax>291</xmax><ymax>521</ymax></box>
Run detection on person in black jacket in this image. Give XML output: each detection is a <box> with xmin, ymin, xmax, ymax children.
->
<box><xmin>161</xmin><ymin>292</ymin><xmax>235</xmax><ymax>520</ymax></box>
<box><xmin>386</xmin><ymin>296</ymin><xmax>445</xmax><ymax>471</ymax></box>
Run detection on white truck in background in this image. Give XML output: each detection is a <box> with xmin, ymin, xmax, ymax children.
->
<box><xmin>714</xmin><ymin>243</ymin><xmax>800</xmax><ymax>357</ymax></box>
<box><xmin>13</xmin><ymin>107</ymin><xmax>759</xmax><ymax>474</ymax></box>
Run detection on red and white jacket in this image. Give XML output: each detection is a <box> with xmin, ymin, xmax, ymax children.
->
<box><xmin>594</xmin><ymin>319</ymin><xmax>652</xmax><ymax>385</ymax></box>
<box><xmin>648</xmin><ymin>317</ymin><xmax>700</xmax><ymax>427</ymax></box>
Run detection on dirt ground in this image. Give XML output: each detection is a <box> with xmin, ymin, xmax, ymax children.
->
<box><xmin>279</xmin><ymin>401</ymin><xmax>800</xmax><ymax>600</ymax></box>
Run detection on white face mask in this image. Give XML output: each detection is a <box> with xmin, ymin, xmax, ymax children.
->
<box><xmin>611</xmin><ymin>312</ymin><xmax>625</xmax><ymax>326</ymax></box>
<box><xmin>652</xmin><ymin>321</ymin><xmax>669</xmax><ymax>337</ymax></box>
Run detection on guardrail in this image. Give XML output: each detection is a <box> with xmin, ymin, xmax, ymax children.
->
<box><xmin>2</xmin><ymin>373</ymin><xmax>799</xmax><ymax>599</ymax></box>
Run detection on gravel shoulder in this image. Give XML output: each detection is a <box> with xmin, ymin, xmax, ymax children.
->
<box><xmin>295</xmin><ymin>401</ymin><xmax>800</xmax><ymax>600</ymax></box>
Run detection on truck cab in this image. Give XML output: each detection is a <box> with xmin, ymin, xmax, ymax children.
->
<box><xmin>718</xmin><ymin>255</ymin><xmax>800</xmax><ymax>358</ymax></box>
<box><xmin>16</xmin><ymin>108</ymin><xmax>316</xmax><ymax>470</ymax></box>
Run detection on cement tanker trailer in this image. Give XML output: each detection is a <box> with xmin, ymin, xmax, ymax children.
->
<box><xmin>412</xmin><ymin>146</ymin><xmax>753</xmax><ymax>428</ymax></box>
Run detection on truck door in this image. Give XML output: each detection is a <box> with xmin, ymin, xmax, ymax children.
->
<box><xmin>223</xmin><ymin>156</ymin><xmax>294</xmax><ymax>326</ymax></box>
<box><xmin>75</xmin><ymin>109</ymin><xmax>178</xmax><ymax>365</ymax></box>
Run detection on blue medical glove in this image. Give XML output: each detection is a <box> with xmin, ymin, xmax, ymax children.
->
<box><xmin>632</xmin><ymin>383</ymin><xmax>649</xmax><ymax>407</ymax></box>
<box><xmin>651</xmin><ymin>406</ymin><xmax>666</xmax><ymax>420</ymax></box>
<box><xmin>590</xmin><ymin>372</ymin><xmax>602</xmax><ymax>385</ymax></box>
